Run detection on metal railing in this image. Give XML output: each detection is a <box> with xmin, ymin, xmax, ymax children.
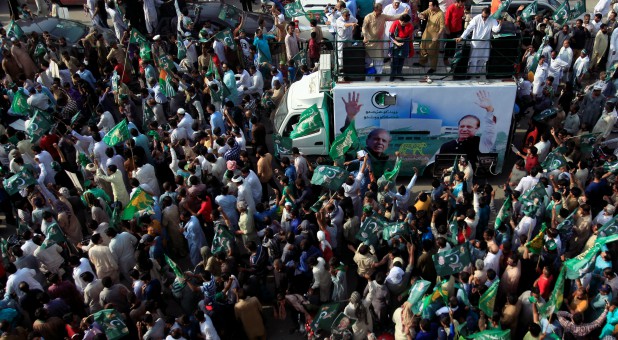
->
<box><xmin>331</xmin><ymin>37</ymin><xmax>523</xmax><ymax>80</ymax></box>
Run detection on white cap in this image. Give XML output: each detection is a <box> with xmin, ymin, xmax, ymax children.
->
<box><xmin>184</xmin><ymin>31</ymin><xmax>192</xmax><ymax>37</ymax></box>
<box><xmin>153</xmin><ymin>35</ymin><xmax>161</xmax><ymax>41</ymax></box>
<box><xmin>357</xmin><ymin>150</ymin><xmax>367</xmax><ymax>158</ymax></box>
<box><xmin>177</xmin><ymin>108</ymin><xmax>186</xmax><ymax>115</ymax></box>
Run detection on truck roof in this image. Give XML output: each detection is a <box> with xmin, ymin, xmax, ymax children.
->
<box><xmin>332</xmin><ymin>79</ymin><xmax>518</xmax><ymax>88</ymax></box>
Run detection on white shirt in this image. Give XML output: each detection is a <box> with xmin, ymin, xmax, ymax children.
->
<box><xmin>73</xmin><ymin>257</ymin><xmax>97</xmax><ymax>293</ymax></box>
<box><xmin>236</xmin><ymin>69</ymin><xmax>251</xmax><ymax>89</ymax></box>
<box><xmin>199</xmin><ymin>315</ymin><xmax>221</xmax><ymax>340</ymax></box>
<box><xmin>515</xmin><ymin>175</ymin><xmax>539</xmax><ymax>194</ymax></box>
<box><xmin>6</xmin><ymin>268</ymin><xmax>43</xmax><ymax>299</ymax></box>
<box><xmin>244</xmin><ymin>170</ymin><xmax>263</xmax><ymax>203</ymax></box>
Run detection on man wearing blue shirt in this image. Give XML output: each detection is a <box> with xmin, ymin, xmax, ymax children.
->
<box><xmin>207</xmin><ymin>104</ymin><xmax>226</xmax><ymax>135</ymax></box>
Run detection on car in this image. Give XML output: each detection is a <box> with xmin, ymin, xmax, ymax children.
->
<box><xmin>6</xmin><ymin>17</ymin><xmax>117</xmax><ymax>53</ymax></box>
<box><xmin>56</xmin><ymin>0</ymin><xmax>86</xmax><ymax>5</ymax></box>
<box><xmin>470</xmin><ymin>0</ymin><xmax>561</xmax><ymax>20</ymax></box>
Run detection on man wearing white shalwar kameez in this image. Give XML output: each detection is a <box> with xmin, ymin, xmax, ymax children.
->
<box><xmin>106</xmin><ymin>4</ymin><xmax>127</xmax><ymax>42</ymax></box>
<box><xmin>548</xmin><ymin>52</ymin><xmax>568</xmax><ymax>93</ymax></box>
<box><xmin>143</xmin><ymin>0</ymin><xmax>162</xmax><ymax>35</ymax></box>
<box><xmin>607</xmin><ymin>27</ymin><xmax>618</xmax><ymax>70</ymax></box>
<box><xmin>532</xmin><ymin>56</ymin><xmax>549</xmax><ymax>98</ymax></box>
<box><xmin>456</xmin><ymin>9</ymin><xmax>501</xmax><ymax>75</ymax></box>
<box><xmin>108</xmin><ymin>230</ymin><xmax>137</xmax><ymax>281</ymax></box>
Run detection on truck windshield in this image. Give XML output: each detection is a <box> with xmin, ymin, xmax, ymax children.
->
<box><xmin>273</xmin><ymin>91</ymin><xmax>289</xmax><ymax>133</ymax></box>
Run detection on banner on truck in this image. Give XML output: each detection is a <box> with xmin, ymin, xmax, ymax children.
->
<box><xmin>333</xmin><ymin>84</ymin><xmax>516</xmax><ymax>175</ymax></box>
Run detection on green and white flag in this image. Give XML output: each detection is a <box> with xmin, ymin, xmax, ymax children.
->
<box><xmin>273</xmin><ymin>133</ymin><xmax>293</xmax><ymax>158</ymax></box>
<box><xmin>139</xmin><ymin>43</ymin><xmax>152</xmax><ymax>61</ymax></box>
<box><xmin>218</xmin><ymin>4</ymin><xmax>241</xmax><ymax>26</ymax></box>
<box><xmin>466</xmin><ymin>329</ymin><xmax>511</xmax><ymax>339</ymax></box>
<box><xmin>539</xmin><ymin>266</ymin><xmax>566</xmax><ymax>319</ymax></box>
<box><xmin>329</xmin><ymin>121</ymin><xmax>358</xmax><ymax>161</ymax></box>
<box><xmin>158</xmin><ymin>55</ymin><xmax>175</xmax><ymax>75</ymax></box>
<box><xmin>598</xmin><ymin>215</ymin><xmax>618</xmax><ymax>237</ymax></box>
<box><xmin>552</xmin><ymin>0</ymin><xmax>571</xmax><ymax>26</ymax></box>
<box><xmin>103</xmin><ymin>119</ymin><xmax>131</xmax><ymax>146</ymax></box>
<box><xmin>607</xmin><ymin>62</ymin><xmax>618</xmax><ymax>80</ymax></box>
<box><xmin>356</xmin><ymin>216</ymin><xmax>386</xmax><ymax>245</ymax></box>
<box><xmin>578</xmin><ymin>132</ymin><xmax>601</xmax><ymax>153</ymax></box>
<box><xmin>285</xmin><ymin>0</ymin><xmax>307</xmax><ymax>17</ymax></box>
<box><xmin>7</xmin><ymin>20</ymin><xmax>25</xmax><ymax>40</ymax></box>
<box><xmin>3</xmin><ymin>170</ymin><xmax>37</xmax><ymax>195</ymax></box>
<box><xmin>42</xmin><ymin>223</ymin><xmax>67</xmax><ymax>249</ymax></box>
<box><xmin>27</xmin><ymin>111</ymin><xmax>53</xmax><ymax>143</ymax></box>
<box><xmin>177</xmin><ymin>33</ymin><xmax>187</xmax><ymax>60</ymax></box>
<box><xmin>164</xmin><ymin>255</ymin><xmax>185</xmax><ymax>281</ymax></box>
<box><xmin>382</xmin><ymin>221</ymin><xmax>407</xmax><ymax>240</ymax></box>
<box><xmin>556</xmin><ymin>209</ymin><xmax>576</xmax><ymax>231</ymax></box>
<box><xmin>311</xmin><ymin>302</ymin><xmax>341</xmax><ymax>331</ymax></box>
<box><xmin>10</xmin><ymin>90</ymin><xmax>31</xmax><ymax>116</ymax></box>
<box><xmin>526</xmin><ymin>223</ymin><xmax>546</xmax><ymax>255</ymax></box>
<box><xmin>491</xmin><ymin>0</ymin><xmax>512</xmax><ymax>19</ymax></box>
<box><xmin>541</xmin><ymin>150</ymin><xmax>568</xmax><ymax>171</ymax></box>
<box><xmin>521</xmin><ymin>0</ymin><xmax>537</xmax><ymax>21</ymax></box>
<box><xmin>129</xmin><ymin>28</ymin><xmax>148</xmax><ymax>45</ymax></box>
<box><xmin>519</xmin><ymin>182</ymin><xmax>547</xmax><ymax>203</ymax></box>
<box><xmin>411</xmin><ymin>102</ymin><xmax>431</xmax><ymax>115</ymax></box>
<box><xmin>291</xmin><ymin>49</ymin><xmax>308</xmax><ymax>67</ymax></box>
<box><xmin>604</xmin><ymin>160</ymin><xmax>618</xmax><ymax>174</ymax></box>
<box><xmin>407</xmin><ymin>279</ymin><xmax>431</xmax><ymax>308</ymax></box>
<box><xmin>479</xmin><ymin>279</ymin><xmax>499</xmax><ymax>316</ymax></box>
<box><xmin>214</xmin><ymin>29</ymin><xmax>236</xmax><ymax>49</ymax></box>
<box><xmin>569</xmin><ymin>0</ymin><xmax>586</xmax><ymax>19</ymax></box>
<box><xmin>290</xmin><ymin>104</ymin><xmax>324</xmax><ymax>138</ymax></box>
<box><xmin>432</xmin><ymin>242</ymin><xmax>471</xmax><ymax>276</ymax></box>
<box><xmin>383</xmin><ymin>158</ymin><xmax>402</xmax><ymax>182</ymax></box>
<box><xmin>311</xmin><ymin>165</ymin><xmax>348</xmax><ymax>191</ymax></box>
<box><xmin>494</xmin><ymin>197</ymin><xmax>513</xmax><ymax>229</ymax></box>
<box><xmin>212</xmin><ymin>225</ymin><xmax>235</xmax><ymax>255</ymax></box>
<box><xmin>93</xmin><ymin>309</ymin><xmax>129</xmax><ymax>340</ymax></box>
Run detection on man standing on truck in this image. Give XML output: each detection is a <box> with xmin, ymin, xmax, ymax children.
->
<box><xmin>336</xmin><ymin>9</ymin><xmax>359</xmax><ymax>70</ymax></box>
<box><xmin>415</xmin><ymin>0</ymin><xmax>445</xmax><ymax>74</ymax></box>
<box><xmin>455</xmin><ymin>7</ymin><xmax>501</xmax><ymax>77</ymax></box>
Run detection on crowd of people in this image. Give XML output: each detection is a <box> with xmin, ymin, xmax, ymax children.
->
<box><xmin>2</xmin><ymin>0</ymin><xmax>618</xmax><ymax>340</ymax></box>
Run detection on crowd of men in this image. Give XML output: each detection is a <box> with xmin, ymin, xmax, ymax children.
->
<box><xmin>2</xmin><ymin>0</ymin><xmax>618</xmax><ymax>339</ymax></box>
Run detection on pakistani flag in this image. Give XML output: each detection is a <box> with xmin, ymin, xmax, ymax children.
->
<box><xmin>479</xmin><ymin>279</ymin><xmax>499</xmax><ymax>316</ymax></box>
<box><xmin>521</xmin><ymin>0</ymin><xmax>537</xmax><ymax>21</ymax></box>
<box><xmin>164</xmin><ymin>255</ymin><xmax>185</xmax><ymax>281</ymax></box>
<box><xmin>311</xmin><ymin>303</ymin><xmax>341</xmax><ymax>331</ymax></box>
<box><xmin>212</xmin><ymin>225</ymin><xmax>235</xmax><ymax>255</ymax></box>
<box><xmin>449</xmin><ymin>155</ymin><xmax>459</xmax><ymax>184</ymax></box>
<box><xmin>285</xmin><ymin>0</ymin><xmax>306</xmax><ymax>17</ymax></box>
<box><xmin>329</xmin><ymin>121</ymin><xmax>358</xmax><ymax>161</ymax></box>
<box><xmin>607</xmin><ymin>62</ymin><xmax>618</xmax><ymax>80</ymax></box>
<box><xmin>42</xmin><ymin>223</ymin><xmax>67</xmax><ymax>249</ymax></box>
<box><xmin>407</xmin><ymin>279</ymin><xmax>431</xmax><ymax>307</ymax></box>
<box><xmin>432</xmin><ymin>242</ymin><xmax>472</xmax><ymax>276</ymax></box>
<box><xmin>467</xmin><ymin>329</ymin><xmax>511</xmax><ymax>339</ymax></box>
<box><xmin>10</xmin><ymin>90</ymin><xmax>31</xmax><ymax>116</ymax></box>
<box><xmin>411</xmin><ymin>102</ymin><xmax>430</xmax><ymax>115</ymax></box>
<box><xmin>556</xmin><ymin>209</ymin><xmax>576</xmax><ymax>231</ymax></box>
<box><xmin>382</xmin><ymin>221</ymin><xmax>407</xmax><ymax>240</ymax></box>
<box><xmin>356</xmin><ymin>216</ymin><xmax>386</xmax><ymax>245</ymax></box>
<box><xmin>311</xmin><ymin>165</ymin><xmax>348</xmax><ymax>191</ymax></box>
<box><xmin>273</xmin><ymin>133</ymin><xmax>293</xmax><ymax>158</ymax></box>
<box><xmin>491</xmin><ymin>0</ymin><xmax>512</xmax><ymax>19</ymax></box>
<box><xmin>93</xmin><ymin>309</ymin><xmax>129</xmax><ymax>340</ymax></box>
<box><xmin>604</xmin><ymin>160</ymin><xmax>618</xmax><ymax>174</ymax></box>
<box><xmin>121</xmin><ymin>187</ymin><xmax>154</xmax><ymax>220</ymax></box>
<box><xmin>27</xmin><ymin>111</ymin><xmax>53</xmax><ymax>143</ymax></box>
<box><xmin>7</xmin><ymin>20</ymin><xmax>25</xmax><ymax>40</ymax></box>
<box><xmin>103</xmin><ymin>119</ymin><xmax>130</xmax><ymax>146</ymax></box>
<box><xmin>598</xmin><ymin>215</ymin><xmax>618</xmax><ymax>237</ymax></box>
<box><xmin>569</xmin><ymin>0</ymin><xmax>586</xmax><ymax>19</ymax></box>
<box><xmin>383</xmin><ymin>158</ymin><xmax>402</xmax><ymax>182</ymax></box>
<box><xmin>290</xmin><ymin>104</ymin><xmax>324</xmax><ymax>138</ymax></box>
<box><xmin>71</xmin><ymin>111</ymin><xmax>82</xmax><ymax>125</ymax></box>
<box><xmin>214</xmin><ymin>29</ymin><xmax>235</xmax><ymax>49</ymax></box>
<box><xmin>494</xmin><ymin>197</ymin><xmax>513</xmax><ymax>229</ymax></box>
<box><xmin>291</xmin><ymin>49</ymin><xmax>308</xmax><ymax>67</ymax></box>
<box><xmin>552</xmin><ymin>0</ymin><xmax>571</xmax><ymax>26</ymax></box>
<box><xmin>3</xmin><ymin>171</ymin><xmax>37</xmax><ymax>195</ymax></box>
<box><xmin>526</xmin><ymin>223</ymin><xmax>546</xmax><ymax>255</ymax></box>
<box><xmin>139</xmin><ymin>42</ymin><xmax>152</xmax><ymax>61</ymax></box>
<box><xmin>158</xmin><ymin>55</ymin><xmax>175</xmax><ymax>74</ymax></box>
<box><xmin>539</xmin><ymin>266</ymin><xmax>566</xmax><ymax>319</ymax></box>
<box><xmin>177</xmin><ymin>33</ymin><xmax>187</xmax><ymax>60</ymax></box>
<box><xmin>578</xmin><ymin>132</ymin><xmax>601</xmax><ymax>153</ymax></box>
<box><xmin>541</xmin><ymin>148</ymin><xmax>567</xmax><ymax>171</ymax></box>
<box><xmin>519</xmin><ymin>182</ymin><xmax>547</xmax><ymax>203</ymax></box>
<box><xmin>565</xmin><ymin>243</ymin><xmax>601</xmax><ymax>279</ymax></box>
<box><xmin>533</xmin><ymin>108</ymin><xmax>558</xmax><ymax>122</ymax></box>
<box><xmin>218</xmin><ymin>4</ymin><xmax>241</xmax><ymax>27</ymax></box>
<box><xmin>129</xmin><ymin>28</ymin><xmax>147</xmax><ymax>45</ymax></box>
<box><xmin>448</xmin><ymin>216</ymin><xmax>459</xmax><ymax>245</ymax></box>
<box><xmin>310</xmin><ymin>194</ymin><xmax>328</xmax><ymax>213</ymax></box>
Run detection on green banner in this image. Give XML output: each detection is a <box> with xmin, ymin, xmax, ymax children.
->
<box><xmin>290</xmin><ymin>104</ymin><xmax>324</xmax><ymax>138</ymax></box>
<box><xmin>3</xmin><ymin>170</ymin><xmax>37</xmax><ymax>195</ymax></box>
<box><xmin>329</xmin><ymin>121</ymin><xmax>358</xmax><ymax>161</ymax></box>
<box><xmin>93</xmin><ymin>309</ymin><xmax>129</xmax><ymax>340</ymax></box>
<box><xmin>103</xmin><ymin>119</ymin><xmax>131</xmax><ymax>146</ymax></box>
<box><xmin>284</xmin><ymin>0</ymin><xmax>306</xmax><ymax>17</ymax></box>
<box><xmin>310</xmin><ymin>165</ymin><xmax>348</xmax><ymax>191</ymax></box>
<box><xmin>479</xmin><ymin>279</ymin><xmax>499</xmax><ymax>316</ymax></box>
<box><xmin>432</xmin><ymin>242</ymin><xmax>472</xmax><ymax>276</ymax></box>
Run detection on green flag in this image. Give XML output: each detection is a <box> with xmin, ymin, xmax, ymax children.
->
<box><xmin>103</xmin><ymin>119</ymin><xmax>131</xmax><ymax>146</ymax></box>
<box><xmin>407</xmin><ymin>279</ymin><xmax>431</xmax><ymax>308</ymax></box>
<box><xmin>519</xmin><ymin>182</ymin><xmax>547</xmax><ymax>203</ymax></box>
<box><xmin>432</xmin><ymin>242</ymin><xmax>472</xmax><ymax>276</ymax></box>
<box><xmin>556</xmin><ymin>209</ymin><xmax>576</xmax><ymax>231</ymax></box>
<box><xmin>121</xmin><ymin>187</ymin><xmax>154</xmax><ymax>220</ymax></box>
<box><xmin>539</xmin><ymin>266</ymin><xmax>566</xmax><ymax>319</ymax></box>
<box><xmin>329</xmin><ymin>121</ymin><xmax>358</xmax><ymax>161</ymax></box>
<box><xmin>218</xmin><ymin>4</ymin><xmax>241</xmax><ymax>26</ymax></box>
<box><xmin>273</xmin><ymin>133</ymin><xmax>293</xmax><ymax>158</ymax></box>
<box><xmin>214</xmin><ymin>29</ymin><xmax>235</xmax><ymax>49</ymax></box>
<box><xmin>448</xmin><ymin>216</ymin><xmax>459</xmax><ymax>245</ymax></box>
<box><xmin>552</xmin><ymin>0</ymin><xmax>571</xmax><ymax>26</ymax></box>
<box><xmin>285</xmin><ymin>0</ymin><xmax>307</xmax><ymax>17</ymax></box>
<box><xmin>27</xmin><ymin>111</ymin><xmax>53</xmax><ymax>143</ymax></box>
<box><xmin>479</xmin><ymin>279</ymin><xmax>499</xmax><ymax>316</ymax></box>
<box><xmin>491</xmin><ymin>0</ymin><xmax>512</xmax><ymax>19</ymax></box>
<box><xmin>541</xmin><ymin>150</ymin><xmax>568</xmax><ymax>171</ymax></box>
<box><xmin>212</xmin><ymin>224</ymin><xmax>235</xmax><ymax>255</ymax></box>
<box><xmin>290</xmin><ymin>104</ymin><xmax>324</xmax><ymax>138</ymax></box>
<box><xmin>158</xmin><ymin>55</ymin><xmax>175</xmax><ymax>75</ymax></box>
<box><xmin>382</xmin><ymin>221</ymin><xmax>407</xmax><ymax>240</ymax></box>
<box><xmin>159</xmin><ymin>69</ymin><xmax>177</xmax><ymax>97</ymax></box>
<box><xmin>356</xmin><ymin>216</ymin><xmax>386</xmax><ymax>245</ymax></box>
<box><xmin>7</xmin><ymin>20</ymin><xmax>25</xmax><ymax>40</ymax></box>
<box><xmin>466</xmin><ymin>329</ymin><xmax>511</xmax><ymax>339</ymax></box>
<box><xmin>10</xmin><ymin>90</ymin><xmax>32</xmax><ymax>116</ymax></box>
<box><xmin>3</xmin><ymin>171</ymin><xmax>37</xmax><ymax>195</ymax></box>
<box><xmin>146</xmin><ymin>130</ymin><xmax>161</xmax><ymax>141</ymax></box>
<box><xmin>578</xmin><ymin>132</ymin><xmax>601</xmax><ymax>154</ymax></box>
<box><xmin>70</xmin><ymin>111</ymin><xmax>82</xmax><ymax>125</ymax></box>
<box><xmin>521</xmin><ymin>0</ymin><xmax>537</xmax><ymax>21</ymax></box>
<box><xmin>565</xmin><ymin>244</ymin><xmax>601</xmax><ymax>279</ymax></box>
<box><xmin>569</xmin><ymin>0</ymin><xmax>586</xmax><ymax>19</ymax></box>
<box><xmin>139</xmin><ymin>42</ymin><xmax>152</xmax><ymax>61</ymax></box>
<box><xmin>42</xmin><ymin>223</ymin><xmax>67</xmax><ymax>249</ymax></box>
<box><xmin>129</xmin><ymin>28</ymin><xmax>148</xmax><ymax>45</ymax></box>
<box><xmin>93</xmin><ymin>309</ymin><xmax>129</xmax><ymax>340</ymax></box>
<box><xmin>526</xmin><ymin>223</ymin><xmax>546</xmax><ymax>255</ymax></box>
<box><xmin>494</xmin><ymin>197</ymin><xmax>513</xmax><ymax>229</ymax></box>
<box><xmin>311</xmin><ymin>303</ymin><xmax>341</xmax><ymax>331</ymax></box>
<box><xmin>598</xmin><ymin>215</ymin><xmax>618</xmax><ymax>237</ymax></box>
<box><xmin>164</xmin><ymin>254</ymin><xmax>185</xmax><ymax>281</ymax></box>
<box><xmin>291</xmin><ymin>49</ymin><xmax>308</xmax><ymax>67</ymax></box>
<box><xmin>604</xmin><ymin>160</ymin><xmax>618</xmax><ymax>174</ymax></box>
<box><xmin>311</xmin><ymin>165</ymin><xmax>348</xmax><ymax>191</ymax></box>
<box><xmin>607</xmin><ymin>62</ymin><xmax>618</xmax><ymax>80</ymax></box>
<box><xmin>383</xmin><ymin>158</ymin><xmax>402</xmax><ymax>182</ymax></box>
<box><xmin>177</xmin><ymin>33</ymin><xmax>187</xmax><ymax>60</ymax></box>
<box><xmin>449</xmin><ymin>155</ymin><xmax>459</xmax><ymax>184</ymax></box>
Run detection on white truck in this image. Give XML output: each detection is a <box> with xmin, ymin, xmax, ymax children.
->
<box><xmin>273</xmin><ymin>54</ymin><xmax>519</xmax><ymax>176</ymax></box>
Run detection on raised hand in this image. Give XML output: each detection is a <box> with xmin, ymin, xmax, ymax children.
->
<box><xmin>475</xmin><ymin>90</ymin><xmax>494</xmax><ymax>112</ymax></box>
<box><xmin>342</xmin><ymin>91</ymin><xmax>363</xmax><ymax>121</ymax></box>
